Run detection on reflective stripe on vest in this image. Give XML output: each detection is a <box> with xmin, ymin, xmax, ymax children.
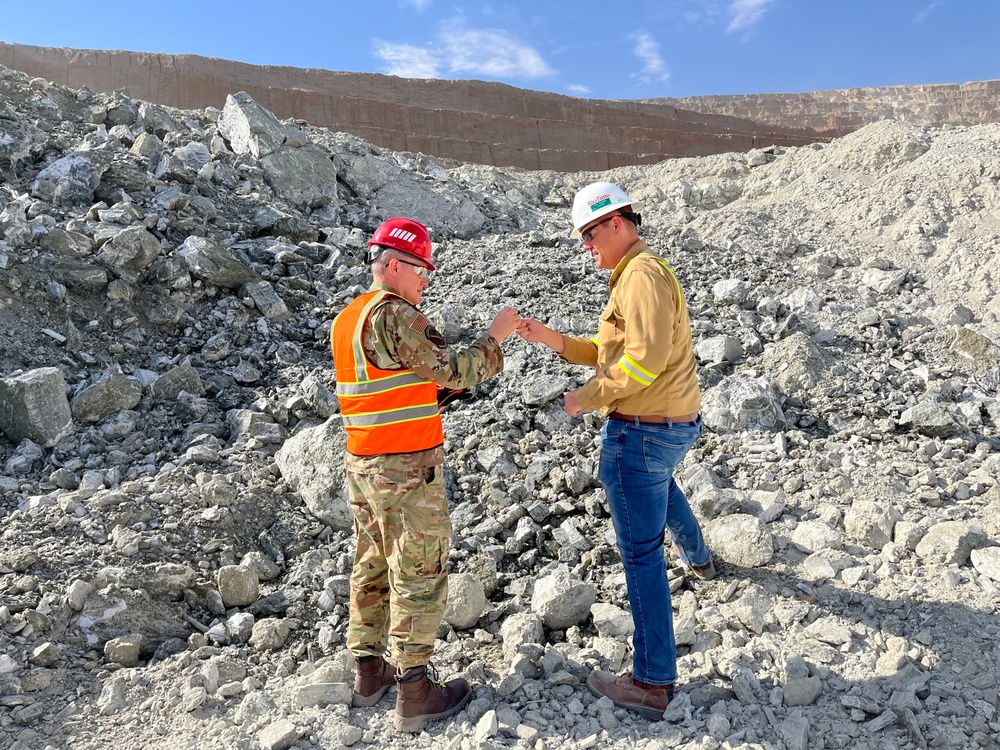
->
<box><xmin>332</xmin><ymin>290</ymin><xmax>444</xmax><ymax>455</ymax></box>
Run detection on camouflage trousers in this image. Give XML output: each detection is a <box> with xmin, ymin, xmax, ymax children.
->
<box><xmin>346</xmin><ymin>457</ymin><xmax>451</xmax><ymax>671</ymax></box>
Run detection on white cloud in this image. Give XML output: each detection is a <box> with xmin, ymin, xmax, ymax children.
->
<box><xmin>440</xmin><ymin>22</ymin><xmax>554</xmax><ymax>78</ymax></box>
<box><xmin>674</xmin><ymin>1</ymin><xmax>724</xmax><ymax>27</ymax></box>
<box><xmin>630</xmin><ymin>32</ymin><xmax>671</xmax><ymax>84</ymax></box>
<box><xmin>373</xmin><ymin>19</ymin><xmax>554</xmax><ymax>82</ymax></box>
<box><xmin>373</xmin><ymin>41</ymin><xmax>440</xmax><ymax>78</ymax></box>
<box><xmin>914</xmin><ymin>1</ymin><xmax>944</xmax><ymax>23</ymax></box>
<box><xmin>726</xmin><ymin>0</ymin><xmax>775</xmax><ymax>33</ymax></box>
<box><xmin>567</xmin><ymin>84</ymin><xmax>591</xmax><ymax>96</ymax></box>
<box><xmin>401</xmin><ymin>0</ymin><xmax>432</xmax><ymax>9</ymax></box>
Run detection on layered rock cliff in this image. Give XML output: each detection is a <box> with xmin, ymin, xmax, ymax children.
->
<box><xmin>0</xmin><ymin>42</ymin><xmax>822</xmax><ymax>171</ymax></box>
<box><xmin>664</xmin><ymin>80</ymin><xmax>1000</xmax><ymax>136</ymax></box>
<box><xmin>4</xmin><ymin>43</ymin><xmax>997</xmax><ymax>172</ymax></box>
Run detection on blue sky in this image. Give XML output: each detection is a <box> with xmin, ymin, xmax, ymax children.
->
<box><xmin>1</xmin><ymin>1</ymin><xmax>996</xmax><ymax>100</ymax></box>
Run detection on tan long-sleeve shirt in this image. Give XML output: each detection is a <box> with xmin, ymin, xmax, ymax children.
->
<box><xmin>560</xmin><ymin>241</ymin><xmax>701</xmax><ymax>417</ymax></box>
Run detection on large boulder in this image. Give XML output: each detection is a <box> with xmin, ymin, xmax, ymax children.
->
<box><xmin>30</xmin><ymin>142</ymin><xmax>114</xmax><ymax>206</ymax></box>
<box><xmin>443</xmin><ymin>573</ymin><xmax>487</xmax><ymax>630</ymax></box>
<box><xmin>530</xmin><ymin>566</ymin><xmax>597</xmax><ymax>629</ymax></box>
<box><xmin>915</xmin><ymin>521</ymin><xmax>990</xmax><ymax>565</ymax></box>
<box><xmin>0</xmin><ymin>117</ymin><xmax>43</xmax><ymax>175</ymax></box>
<box><xmin>177</xmin><ymin>236</ymin><xmax>261</xmax><ymax>289</ymax></box>
<box><xmin>702</xmin><ymin>374</ymin><xmax>786</xmax><ymax>433</ymax></box>
<box><xmin>335</xmin><ymin>151</ymin><xmax>485</xmax><ymax>238</ymax></box>
<box><xmin>760</xmin><ymin>332</ymin><xmax>834</xmax><ymax>398</ymax></box>
<box><xmin>275</xmin><ymin>417</ymin><xmax>351</xmax><ymax>530</ymax></box>
<box><xmin>703</xmin><ymin>514</ymin><xmax>774</xmax><ymax>567</ymax></box>
<box><xmin>898</xmin><ymin>400</ymin><xmax>964</xmax><ymax>438</ymax></box>
<box><xmin>261</xmin><ymin>146</ymin><xmax>340</xmax><ymax>210</ymax></box>
<box><xmin>844</xmin><ymin>500</ymin><xmax>901</xmax><ymax>550</ymax></box>
<box><xmin>71</xmin><ymin>373</ymin><xmax>143</xmax><ymax>422</ymax></box>
<box><xmin>0</xmin><ymin>367</ymin><xmax>74</xmax><ymax>447</ymax></box>
<box><xmin>218</xmin><ymin>91</ymin><xmax>292</xmax><ymax>159</ymax></box>
<box><xmin>98</xmin><ymin>226</ymin><xmax>162</xmax><ymax>279</ymax></box>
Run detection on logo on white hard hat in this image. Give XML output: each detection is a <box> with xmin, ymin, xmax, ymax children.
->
<box><xmin>588</xmin><ymin>194</ymin><xmax>613</xmax><ymax>212</ymax></box>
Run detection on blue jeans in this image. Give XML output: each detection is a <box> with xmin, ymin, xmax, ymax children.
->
<box><xmin>599</xmin><ymin>416</ymin><xmax>710</xmax><ymax>685</ymax></box>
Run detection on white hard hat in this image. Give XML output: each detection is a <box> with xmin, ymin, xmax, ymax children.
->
<box><xmin>570</xmin><ymin>181</ymin><xmax>644</xmax><ymax>239</ymax></box>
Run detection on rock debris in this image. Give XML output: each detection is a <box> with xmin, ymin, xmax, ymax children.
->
<box><xmin>1</xmin><ymin>64</ymin><xmax>1000</xmax><ymax>750</ymax></box>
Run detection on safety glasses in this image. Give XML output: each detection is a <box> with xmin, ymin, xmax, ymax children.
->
<box><xmin>396</xmin><ymin>258</ymin><xmax>430</xmax><ymax>278</ymax></box>
<box><xmin>580</xmin><ymin>213</ymin><xmax>621</xmax><ymax>243</ymax></box>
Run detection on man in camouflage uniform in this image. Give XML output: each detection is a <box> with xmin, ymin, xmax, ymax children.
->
<box><xmin>332</xmin><ymin>217</ymin><xmax>519</xmax><ymax>732</ymax></box>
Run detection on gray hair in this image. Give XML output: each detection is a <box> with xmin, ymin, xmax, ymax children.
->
<box><xmin>370</xmin><ymin>246</ymin><xmax>407</xmax><ymax>276</ymax></box>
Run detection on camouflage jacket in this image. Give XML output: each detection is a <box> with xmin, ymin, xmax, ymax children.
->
<box><xmin>344</xmin><ymin>282</ymin><xmax>503</xmax><ymax>473</ymax></box>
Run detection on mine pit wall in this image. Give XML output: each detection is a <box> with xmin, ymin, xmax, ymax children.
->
<box><xmin>664</xmin><ymin>80</ymin><xmax>1000</xmax><ymax>136</ymax></box>
<box><xmin>0</xmin><ymin>42</ymin><xmax>823</xmax><ymax>172</ymax></box>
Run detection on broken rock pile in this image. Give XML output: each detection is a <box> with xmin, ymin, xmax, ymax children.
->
<box><xmin>1</xmin><ymin>63</ymin><xmax>1000</xmax><ymax>750</ymax></box>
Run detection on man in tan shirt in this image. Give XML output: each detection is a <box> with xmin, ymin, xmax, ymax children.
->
<box><xmin>518</xmin><ymin>181</ymin><xmax>714</xmax><ymax>720</ymax></box>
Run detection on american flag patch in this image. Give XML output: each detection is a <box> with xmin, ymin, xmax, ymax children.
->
<box><xmin>408</xmin><ymin>314</ymin><xmax>429</xmax><ymax>335</ymax></box>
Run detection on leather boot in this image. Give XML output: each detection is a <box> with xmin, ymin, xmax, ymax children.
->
<box><xmin>672</xmin><ymin>542</ymin><xmax>717</xmax><ymax>581</ymax></box>
<box><xmin>395</xmin><ymin>665</ymin><xmax>472</xmax><ymax>733</ymax></box>
<box><xmin>352</xmin><ymin>655</ymin><xmax>396</xmax><ymax>707</ymax></box>
<box><xmin>586</xmin><ymin>670</ymin><xmax>674</xmax><ymax>720</ymax></box>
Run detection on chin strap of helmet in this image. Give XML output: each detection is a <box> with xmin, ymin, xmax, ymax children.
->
<box><xmin>365</xmin><ymin>245</ymin><xmax>385</xmax><ymax>265</ymax></box>
<box><xmin>619</xmin><ymin>210</ymin><xmax>642</xmax><ymax>228</ymax></box>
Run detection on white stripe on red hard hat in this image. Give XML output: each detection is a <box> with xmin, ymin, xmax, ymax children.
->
<box><xmin>388</xmin><ymin>228</ymin><xmax>417</xmax><ymax>243</ymax></box>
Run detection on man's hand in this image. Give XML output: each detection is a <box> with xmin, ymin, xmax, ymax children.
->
<box><xmin>563</xmin><ymin>389</ymin><xmax>583</xmax><ymax>417</ymax></box>
<box><xmin>516</xmin><ymin>318</ymin><xmax>565</xmax><ymax>353</ymax></box>
<box><xmin>488</xmin><ymin>306</ymin><xmax>521</xmax><ymax>341</ymax></box>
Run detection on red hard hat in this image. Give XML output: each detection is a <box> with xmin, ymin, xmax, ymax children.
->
<box><xmin>367</xmin><ymin>217</ymin><xmax>435</xmax><ymax>270</ymax></box>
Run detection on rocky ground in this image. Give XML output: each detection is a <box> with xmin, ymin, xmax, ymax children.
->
<box><xmin>1</xmin><ymin>63</ymin><xmax>999</xmax><ymax>750</ymax></box>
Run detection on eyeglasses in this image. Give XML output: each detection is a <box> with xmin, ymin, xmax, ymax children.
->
<box><xmin>396</xmin><ymin>258</ymin><xmax>430</xmax><ymax>278</ymax></box>
<box><xmin>580</xmin><ymin>213</ymin><xmax>621</xmax><ymax>243</ymax></box>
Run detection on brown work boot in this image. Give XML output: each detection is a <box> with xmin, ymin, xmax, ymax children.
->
<box><xmin>672</xmin><ymin>542</ymin><xmax>717</xmax><ymax>581</ymax></box>
<box><xmin>395</xmin><ymin>665</ymin><xmax>472</xmax><ymax>733</ymax></box>
<box><xmin>586</xmin><ymin>670</ymin><xmax>674</xmax><ymax>721</ymax></box>
<box><xmin>352</xmin><ymin>655</ymin><xmax>396</xmax><ymax>707</ymax></box>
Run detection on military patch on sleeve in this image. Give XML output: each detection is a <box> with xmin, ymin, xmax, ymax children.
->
<box><xmin>396</xmin><ymin>305</ymin><xmax>447</xmax><ymax>348</ymax></box>
<box><xmin>423</xmin><ymin>324</ymin><xmax>447</xmax><ymax>348</ymax></box>
<box><xmin>408</xmin><ymin>312</ymin><xmax>429</xmax><ymax>335</ymax></box>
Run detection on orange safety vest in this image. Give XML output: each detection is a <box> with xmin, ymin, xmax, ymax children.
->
<box><xmin>331</xmin><ymin>290</ymin><xmax>444</xmax><ymax>455</ymax></box>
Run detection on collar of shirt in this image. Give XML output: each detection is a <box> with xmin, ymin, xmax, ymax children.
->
<box><xmin>608</xmin><ymin>240</ymin><xmax>650</xmax><ymax>290</ymax></box>
<box><xmin>370</xmin><ymin>280</ymin><xmax>413</xmax><ymax>303</ymax></box>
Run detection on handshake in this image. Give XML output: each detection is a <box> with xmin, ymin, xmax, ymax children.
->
<box><xmin>487</xmin><ymin>307</ymin><xmax>564</xmax><ymax>352</ymax></box>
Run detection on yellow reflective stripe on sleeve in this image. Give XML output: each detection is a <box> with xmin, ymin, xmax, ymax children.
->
<box><xmin>618</xmin><ymin>353</ymin><xmax>656</xmax><ymax>386</ymax></box>
<box><xmin>341</xmin><ymin>403</ymin><xmax>441</xmax><ymax>426</ymax></box>
<box><xmin>589</xmin><ymin>335</ymin><xmax>599</xmax><ymax>346</ymax></box>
